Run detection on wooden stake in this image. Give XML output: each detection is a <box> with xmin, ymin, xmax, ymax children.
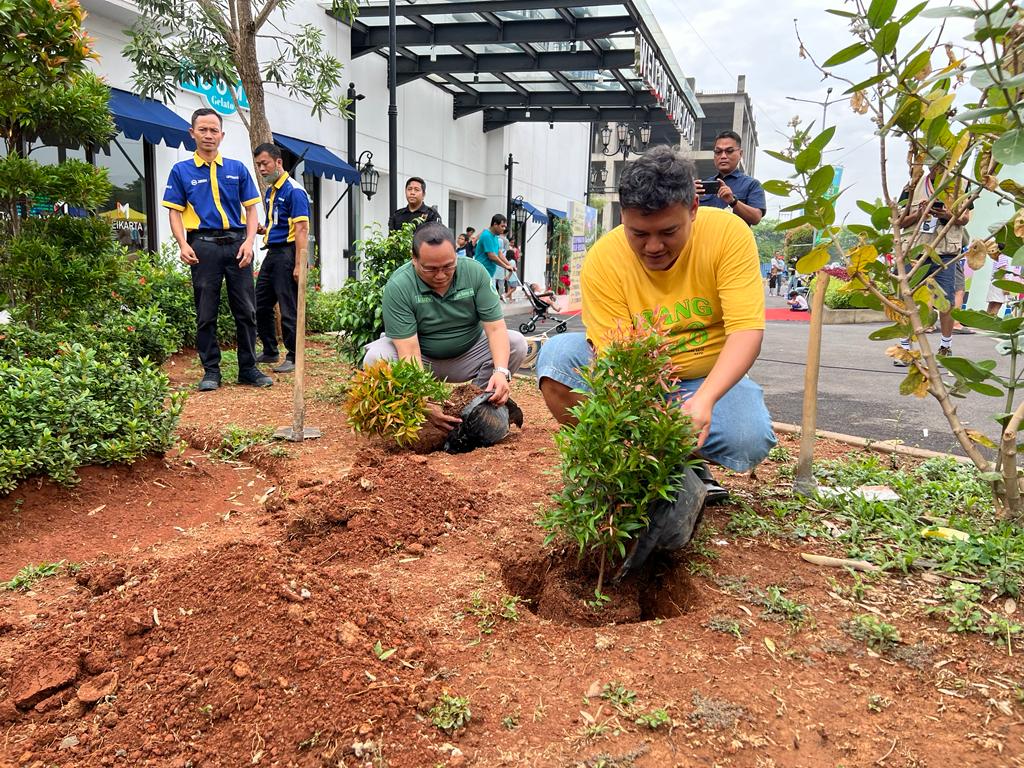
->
<box><xmin>274</xmin><ymin>244</ymin><xmax>321</xmax><ymax>442</ymax></box>
<box><xmin>794</xmin><ymin>273</ymin><xmax>830</xmax><ymax>494</ymax></box>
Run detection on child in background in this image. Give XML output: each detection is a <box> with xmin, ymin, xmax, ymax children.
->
<box><xmin>787</xmin><ymin>291</ymin><xmax>809</xmax><ymax>312</ymax></box>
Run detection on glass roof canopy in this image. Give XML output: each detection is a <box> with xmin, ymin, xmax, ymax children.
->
<box><xmin>337</xmin><ymin>0</ymin><xmax>703</xmax><ymax>141</ymax></box>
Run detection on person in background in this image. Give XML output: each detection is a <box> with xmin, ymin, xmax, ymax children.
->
<box><xmin>696</xmin><ymin>130</ymin><xmax>766</xmax><ymax>226</ymax></box>
<box><xmin>388</xmin><ymin>176</ymin><xmax>441</xmax><ymax>232</ymax></box>
<box><xmin>986</xmin><ymin>243</ymin><xmax>1017</xmax><ymax>316</ymax></box>
<box><xmin>787</xmin><ymin>291</ymin><xmax>809</xmax><ymax>312</ymax></box>
<box><xmin>455</xmin><ymin>233</ymin><xmax>469</xmax><ymax>257</ymax></box>
<box><xmin>473</xmin><ymin>214</ymin><xmax>515</xmax><ymax>291</ymax></box>
<box><xmin>162</xmin><ymin>107</ymin><xmax>270</xmax><ymax>391</ymax></box>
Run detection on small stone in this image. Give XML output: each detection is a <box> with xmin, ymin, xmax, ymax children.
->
<box><xmin>231</xmin><ymin>661</ymin><xmax>251</xmax><ymax>679</ymax></box>
<box><xmin>0</xmin><ymin>700</ymin><xmax>19</xmax><ymax>723</ymax></box>
<box><xmin>335</xmin><ymin>622</ymin><xmax>361</xmax><ymax>648</ymax></box>
<box><xmin>450</xmin><ymin>752</ymin><xmax>466</xmax><ymax>767</ymax></box>
<box><xmin>58</xmin><ymin>735</ymin><xmax>80</xmax><ymax>751</ymax></box>
<box><xmin>585</xmin><ymin>680</ymin><xmax>602</xmax><ymax>699</ymax></box>
<box><xmin>77</xmin><ymin>671</ymin><xmax>119</xmax><ymax>704</ymax></box>
<box><xmin>406</xmin><ymin>543</ymin><xmax>425</xmax><ymax>556</ymax></box>
<box><xmin>286</xmin><ymin>604</ymin><xmax>304</xmax><ymax>622</ymax></box>
<box><xmin>10</xmin><ymin>656</ymin><xmax>78</xmax><ymax>710</ymax></box>
<box><xmin>124</xmin><ymin>615</ymin><xmax>154</xmax><ymax>637</ymax></box>
<box><xmin>357</xmin><ymin>723</ymin><xmax>373</xmax><ymax>736</ymax></box>
<box><xmin>81</xmin><ymin>650</ymin><xmax>112</xmax><ymax>675</ymax></box>
<box><xmin>279</xmin><ymin>586</ymin><xmax>303</xmax><ymax>603</ymax></box>
<box><xmin>299</xmin><ymin>588</ymin><xmax>311</xmax><ymax>600</ymax></box>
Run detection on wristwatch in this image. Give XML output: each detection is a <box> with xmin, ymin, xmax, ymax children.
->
<box><xmin>494</xmin><ymin>366</ymin><xmax>512</xmax><ymax>382</ymax></box>
<box><xmin>728</xmin><ymin>198</ymin><xmax>739</xmax><ymax>208</ymax></box>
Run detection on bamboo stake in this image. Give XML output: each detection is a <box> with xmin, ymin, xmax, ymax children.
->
<box><xmin>275</xmin><ymin>244</ymin><xmax>321</xmax><ymax>442</ymax></box>
<box><xmin>794</xmin><ymin>273</ymin><xmax>830</xmax><ymax>495</ymax></box>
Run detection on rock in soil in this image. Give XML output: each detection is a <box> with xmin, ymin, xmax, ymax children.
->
<box><xmin>77</xmin><ymin>671</ymin><xmax>119</xmax><ymax>704</ymax></box>
<box><xmin>10</xmin><ymin>655</ymin><xmax>79</xmax><ymax>710</ymax></box>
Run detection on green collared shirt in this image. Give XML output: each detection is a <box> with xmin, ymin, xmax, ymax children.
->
<box><xmin>382</xmin><ymin>259</ymin><xmax>503</xmax><ymax>359</ymax></box>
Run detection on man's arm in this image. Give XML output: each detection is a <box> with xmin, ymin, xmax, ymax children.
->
<box><xmin>480</xmin><ymin>318</ymin><xmax>512</xmax><ymax>404</ymax></box>
<box><xmin>486</xmin><ymin>249</ymin><xmax>514</xmax><ymax>271</ymax></box>
<box><xmin>168</xmin><ymin>209</ymin><xmax>197</xmax><ymax>265</ymax></box>
<box><xmin>238</xmin><ymin>203</ymin><xmax>258</xmax><ymax>267</ymax></box>
<box><xmin>391</xmin><ymin>335</ymin><xmax>463</xmax><ymax>432</ymax></box>
<box><xmin>392</xmin><ymin>335</ymin><xmax>422</xmax><ymax>361</ymax></box>
<box><xmin>718</xmin><ymin>180</ymin><xmax>764</xmax><ymax>225</ymax></box>
<box><xmin>683</xmin><ymin>329</ymin><xmax>763</xmax><ymax>448</ymax></box>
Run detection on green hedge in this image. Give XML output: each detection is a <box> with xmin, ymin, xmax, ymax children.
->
<box><xmin>0</xmin><ymin>345</ymin><xmax>183</xmax><ymax>492</ymax></box>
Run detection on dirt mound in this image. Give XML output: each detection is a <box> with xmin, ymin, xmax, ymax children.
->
<box><xmin>0</xmin><ymin>541</ymin><xmax>443</xmax><ymax>766</ymax></box>
<box><xmin>287</xmin><ymin>447</ymin><xmax>482</xmax><ymax>564</ymax></box>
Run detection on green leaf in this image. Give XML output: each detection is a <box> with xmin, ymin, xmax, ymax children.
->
<box><xmin>808</xmin><ymin>126</ymin><xmax>838</xmax><ymax>153</ymax></box>
<box><xmin>871</xmin><ymin>206</ymin><xmax>893</xmax><ymax>231</ymax></box>
<box><xmin>823</xmin><ymin>42</ymin><xmax>869</xmax><ymax>68</ymax></box>
<box><xmin>900</xmin><ymin>50</ymin><xmax>933</xmax><ymax>82</ymax></box>
<box><xmin>807</xmin><ymin>166</ymin><xmax>834</xmax><ymax>198</ymax></box>
<box><xmin>956</xmin><ymin>106</ymin><xmax>1009</xmax><ymax>123</ymax></box>
<box><xmin>939</xmin><ymin>355</ymin><xmax>991</xmax><ymax>382</ymax></box>
<box><xmin>992</xmin><ymin>279</ymin><xmax>1024</xmax><ymax>293</ymax></box>
<box><xmin>992</xmin><ymin>130</ymin><xmax>1024</xmax><ymax>166</ymax></box>
<box><xmin>794</xmin><ymin>146</ymin><xmax>822</xmax><ymax>175</ymax></box>
<box><xmin>951</xmin><ymin>309</ymin><xmax>1005</xmax><ymax>332</ymax></box>
<box><xmin>869</xmin><ymin>324</ymin><xmax>912</xmax><ymax>341</ymax></box>
<box><xmin>762</xmin><ymin>180</ymin><xmax>794</xmax><ymax>196</ymax></box>
<box><xmin>764</xmin><ymin>149</ymin><xmax>794</xmax><ymax>165</ymax></box>
<box><xmin>897</xmin><ymin>1</ymin><xmax>928</xmax><ymax>26</ymax></box>
<box><xmin>825</xmin><ymin>9</ymin><xmax>858</xmax><ymax>18</ymax></box>
<box><xmin>844</xmin><ymin>71</ymin><xmax>890</xmax><ymax>94</ymax></box>
<box><xmin>867</xmin><ymin>0</ymin><xmax>897</xmax><ymax>28</ymax></box>
<box><xmin>965</xmin><ymin>380</ymin><xmax>1005</xmax><ymax>397</ymax></box>
<box><xmin>1012</xmin><ymin>245</ymin><xmax>1024</xmax><ymax>268</ymax></box>
<box><xmin>920</xmin><ymin>5</ymin><xmax>980</xmax><ymax>18</ymax></box>
<box><xmin>923</xmin><ymin>93</ymin><xmax>955</xmax><ymax>119</ymax></box>
<box><xmin>872</xmin><ymin>22</ymin><xmax>900</xmax><ymax>56</ymax></box>
<box><xmin>777</xmin><ymin>215</ymin><xmax>811</xmax><ymax>231</ymax></box>
<box><xmin>856</xmin><ymin>200</ymin><xmax>879</xmax><ymax>216</ymax></box>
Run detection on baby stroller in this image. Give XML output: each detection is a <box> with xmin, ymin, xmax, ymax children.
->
<box><xmin>519</xmin><ymin>283</ymin><xmax>569</xmax><ymax>335</ymax></box>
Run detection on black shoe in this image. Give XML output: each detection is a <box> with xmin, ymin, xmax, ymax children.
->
<box><xmin>693</xmin><ymin>461</ymin><xmax>729</xmax><ymax>506</ymax></box>
<box><xmin>893</xmin><ymin>358</ymin><xmax>909</xmax><ymax>367</ymax></box>
<box><xmin>256</xmin><ymin>351</ymin><xmax>279</xmax><ymax>364</ymax></box>
<box><xmin>937</xmin><ymin>345</ymin><xmax>952</xmax><ymax>357</ymax></box>
<box><xmin>272</xmin><ymin>360</ymin><xmax>296</xmax><ymax>373</ymax></box>
<box><xmin>237</xmin><ymin>369</ymin><xmax>273</xmax><ymax>388</ymax></box>
<box><xmin>197</xmin><ymin>374</ymin><xmax>220</xmax><ymax>392</ymax></box>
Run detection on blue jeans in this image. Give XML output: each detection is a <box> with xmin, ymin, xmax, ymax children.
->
<box><xmin>536</xmin><ymin>332</ymin><xmax>776</xmax><ymax>472</ymax></box>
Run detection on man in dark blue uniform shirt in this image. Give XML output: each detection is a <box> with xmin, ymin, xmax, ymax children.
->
<box><xmin>252</xmin><ymin>143</ymin><xmax>311</xmax><ymax>374</ymax></box>
<box><xmin>697</xmin><ymin>130</ymin><xmax>766</xmax><ymax>227</ymax></box>
<box><xmin>162</xmin><ymin>108</ymin><xmax>271</xmax><ymax>391</ymax></box>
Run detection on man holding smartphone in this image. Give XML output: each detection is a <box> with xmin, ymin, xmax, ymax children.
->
<box><xmin>696</xmin><ymin>130</ymin><xmax>765</xmax><ymax>226</ymax></box>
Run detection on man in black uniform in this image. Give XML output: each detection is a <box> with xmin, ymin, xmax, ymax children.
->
<box><xmin>388</xmin><ymin>176</ymin><xmax>441</xmax><ymax>232</ymax></box>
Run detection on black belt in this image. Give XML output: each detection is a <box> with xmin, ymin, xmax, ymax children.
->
<box><xmin>189</xmin><ymin>229</ymin><xmax>244</xmax><ymax>245</ymax></box>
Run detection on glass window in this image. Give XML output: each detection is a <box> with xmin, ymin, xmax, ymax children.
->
<box><xmin>95</xmin><ymin>136</ymin><xmax>148</xmax><ymax>254</ymax></box>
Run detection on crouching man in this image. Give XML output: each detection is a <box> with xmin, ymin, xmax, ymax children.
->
<box><xmin>363</xmin><ymin>222</ymin><xmax>528</xmax><ymax>431</ymax></box>
<box><xmin>536</xmin><ymin>146</ymin><xmax>776</xmax><ymax>497</ymax></box>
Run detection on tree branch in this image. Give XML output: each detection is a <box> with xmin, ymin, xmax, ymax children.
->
<box><xmin>254</xmin><ymin>0</ymin><xmax>285</xmax><ymax>33</ymax></box>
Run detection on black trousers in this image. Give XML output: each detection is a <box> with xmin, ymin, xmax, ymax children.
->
<box><xmin>188</xmin><ymin>235</ymin><xmax>258</xmax><ymax>377</ymax></box>
<box><xmin>254</xmin><ymin>244</ymin><xmax>298</xmax><ymax>362</ymax></box>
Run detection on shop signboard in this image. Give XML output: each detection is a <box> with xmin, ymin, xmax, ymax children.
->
<box><xmin>181</xmin><ymin>77</ymin><xmax>250</xmax><ymax>116</ymax></box>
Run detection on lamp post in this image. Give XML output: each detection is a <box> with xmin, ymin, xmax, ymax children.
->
<box><xmin>387</xmin><ymin>0</ymin><xmax>398</xmax><ymax>215</ymax></box>
<box><xmin>504</xmin><ymin>153</ymin><xmax>518</xmax><ymax>225</ymax></box>
<box><xmin>346</xmin><ymin>82</ymin><xmax>365</xmax><ymax>279</ymax></box>
<box><xmin>785</xmin><ymin>86</ymin><xmax>838</xmax><ymax>129</ymax></box>
<box><xmin>599</xmin><ymin>121</ymin><xmax>652</xmax><ymax>159</ymax></box>
<box><xmin>586</xmin><ymin>164</ymin><xmax>608</xmax><ymax>205</ymax></box>
<box><xmin>510</xmin><ymin>195</ymin><xmax>528</xmax><ymax>280</ymax></box>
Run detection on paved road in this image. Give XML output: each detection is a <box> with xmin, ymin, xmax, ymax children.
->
<box><xmin>505</xmin><ymin>294</ymin><xmax>1009</xmax><ymax>456</ymax></box>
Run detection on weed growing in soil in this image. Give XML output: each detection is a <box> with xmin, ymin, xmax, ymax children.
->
<box><xmin>600</xmin><ymin>682</ymin><xmax>638</xmax><ymax>714</ymax></box>
<box><xmin>767</xmin><ymin>444</ymin><xmax>792</xmax><ymax>462</ymax></box>
<box><xmin>928</xmin><ymin>582</ymin><xmax>986</xmax><ymax>633</ymax></box>
<box><xmin>310</xmin><ymin>378</ymin><xmax>350</xmax><ymax>404</ymax></box>
<box><xmin>634</xmin><ymin>708</ymin><xmax>671</xmax><ymax>730</ymax></box>
<box><xmin>460</xmin><ymin>591</ymin><xmax>522</xmax><ymax>635</ymax></box>
<box><xmin>689</xmin><ymin>691</ymin><xmax>744</xmax><ymax>731</ymax></box>
<box><xmin>372</xmin><ymin>640</ymin><xmax>396</xmax><ymax>661</ymax></box>
<box><xmin>845</xmin><ymin>614</ymin><xmax>901</xmax><ymax>650</ymax></box>
<box><xmin>212</xmin><ymin>424</ymin><xmax>274</xmax><ymax>461</ymax></box>
<box><xmin>707</xmin><ymin>615</ymin><xmax>743</xmax><ymax>639</ymax></box>
<box><xmin>867</xmin><ymin>694</ymin><xmax>892</xmax><ymax>713</ymax></box>
<box><xmin>345</xmin><ymin>359</ymin><xmax>449</xmax><ymax>447</ymax></box>
<box><xmin>762</xmin><ymin>585</ymin><xmax>811</xmax><ymax>628</ymax></box>
<box><xmin>539</xmin><ymin>320</ymin><xmax>698</xmax><ymax>599</ymax></box>
<box><xmin>1</xmin><ymin>560</ymin><xmax>69</xmax><ymax>591</ymax></box>
<box><xmin>429</xmin><ymin>693</ymin><xmax>471</xmax><ymax>734</ymax></box>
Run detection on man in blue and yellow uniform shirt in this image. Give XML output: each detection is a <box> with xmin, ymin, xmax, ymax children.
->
<box><xmin>252</xmin><ymin>143</ymin><xmax>311</xmax><ymax>374</ymax></box>
<box><xmin>162</xmin><ymin>108</ymin><xmax>271</xmax><ymax>391</ymax></box>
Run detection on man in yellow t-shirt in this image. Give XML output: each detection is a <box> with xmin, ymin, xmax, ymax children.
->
<box><xmin>536</xmin><ymin>146</ymin><xmax>775</xmax><ymax>484</ymax></box>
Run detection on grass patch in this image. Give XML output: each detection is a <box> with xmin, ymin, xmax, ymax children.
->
<box><xmin>212</xmin><ymin>424</ymin><xmax>275</xmax><ymax>461</ymax></box>
<box><xmin>844</xmin><ymin>614</ymin><xmax>901</xmax><ymax>650</ymax></box>
<box><xmin>2</xmin><ymin>561</ymin><xmax>71</xmax><ymax>591</ymax></box>
<box><xmin>459</xmin><ymin>591</ymin><xmax>522</xmax><ymax>635</ymax></box>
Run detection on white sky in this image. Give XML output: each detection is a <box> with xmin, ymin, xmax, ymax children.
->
<box><xmin>648</xmin><ymin>0</ymin><xmax>977</xmax><ymax>223</ymax></box>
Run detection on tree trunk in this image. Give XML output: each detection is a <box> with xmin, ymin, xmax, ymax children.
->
<box><xmin>232</xmin><ymin>3</ymin><xmax>272</xmax><ymax>150</ymax></box>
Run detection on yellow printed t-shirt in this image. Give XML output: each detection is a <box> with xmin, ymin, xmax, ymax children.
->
<box><xmin>581</xmin><ymin>206</ymin><xmax>764</xmax><ymax>379</ymax></box>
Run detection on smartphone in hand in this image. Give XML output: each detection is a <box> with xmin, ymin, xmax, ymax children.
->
<box><xmin>701</xmin><ymin>179</ymin><xmax>722</xmax><ymax>196</ymax></box>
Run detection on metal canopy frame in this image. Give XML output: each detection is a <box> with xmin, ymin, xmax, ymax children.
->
<box><xmin>336</xmin><ymin>0</ymin><xmax>702</xmax><ymax>139</ymax></box>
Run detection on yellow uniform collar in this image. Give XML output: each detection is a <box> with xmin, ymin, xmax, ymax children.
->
<box><xmin>193</xmin><ymin>152</ymin><xmax>224</xmax><ymax>167</ymax></box>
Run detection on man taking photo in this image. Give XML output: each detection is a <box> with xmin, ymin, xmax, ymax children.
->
<box><xmin>537</xmin><ymin>146</ymin><xmax>776</xmax><ymax>496</ymax></box>
<box><xmin>697</xmin><ymin>130</ymin><xmax>766</xmax><ymax>227</ymax></box>
<box><xmin>363</xmin><ymin>223</ymin><xmax>527</xmax><ymax>431</ymax></box>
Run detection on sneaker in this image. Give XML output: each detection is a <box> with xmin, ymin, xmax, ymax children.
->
<box><xmin>237</xmin><ymin>369</ymin><xmax>273</xmax><ymax>388</ymax></box>
<box><xmin>937</xmin><ymin>345</ymin><xmax>952</xmax><ymax>357</ymax></box>
<box><xmin>272</xmin><ymin>360</ymin><xmax>296</xmax><ymax>373</ymax></box>
<box><xmin>197</xmin><ymin>374</ymin><xmax>220</xmax><ymax>392</ymax></box>
<box><xmin>256</xmin><ymin>351</ymin><xmax>279</xmax><ymax>364</ymax></box>
<box><xmin>893</xmin><ymin>359</ymin><xmax>909</xmax><ymax>368</ymax></box>
<box><xmin>693</xmin><ymin>461</ymin><xmax>729</xmax><ymax>506</ymax></box>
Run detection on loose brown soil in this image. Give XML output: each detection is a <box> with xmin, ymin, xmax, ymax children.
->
<box><xmin>1</xmin><ymin>342</ymin><xmax>1022</xmax><ymax>767</ymax></box>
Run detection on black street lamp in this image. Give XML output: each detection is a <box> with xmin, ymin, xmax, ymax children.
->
<box><xmin>358</xmin><ymin>151</ymin><xmax>379</xmax><ymax>200</ymax></box>
<box><xmin>599</xmin><ymin>121</ymin><xmax>652</xmax><ymax>159</ymax></box>
<box><xmin>510</xmin><ymin>195</ymin><xmax>528</xmax><ymax>229</ymax></box>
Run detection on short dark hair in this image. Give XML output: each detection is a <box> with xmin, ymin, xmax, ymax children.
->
<box><xmin>405</xmin><ymin>176</ymin><xmax>426</xmax><ymax>193</ymax></box>
<box><xmin>618</xmin><ymin>146</ymin><xmax>696</xmax><ymax>213</ymax></box>
<box><xmin>253</xmin><ymin>143</ymin><xmax>281</xmax><ymax>160</ymax></box>
<box><xmin>789</xmin><ymin>291</ymin><xmax>798</xmax><ymax>298</ymax></box>
<box><xmin>412</xmin><ymin>222</ymin><xmax>456</xmax><ymax>258</ymax></box>
<box><xmin>715</xmin><ymin>130</ymin><xmax>742</xmax><ymax>147</ymax></box>
<box><xmin>191</xmin><ymin>108</ymin><xmax>223</xmax><ymax>128</ymax></box>
<box><xmin>490</xmin><ymin>213</ymin><xmax>507</xmax><ymax>226</ymax></box>
<box><xmin>465</xmin><ymin>227</ymin><xmax>476</xmax><ymax>235</ymax></box>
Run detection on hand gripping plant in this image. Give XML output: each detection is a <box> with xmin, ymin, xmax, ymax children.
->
<box><xmin>770</xmin><ymin>1</ymin><xmax>1024</xmax><ymax>516</ymax></box>
<box><xmin>538</xmin><ymin>318</ymin><xmax>699</xmax><ymax>600</ymax></box>
<box><xmin>344</xmin><ymin>359</ymin><xmax>449</xmax><ymax>448</ymax></box>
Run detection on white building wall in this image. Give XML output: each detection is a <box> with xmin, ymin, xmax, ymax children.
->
<box><xmin>81</xmin><ymin>0</ymin><xmax>589</xmax><ymax>291</ymax></box>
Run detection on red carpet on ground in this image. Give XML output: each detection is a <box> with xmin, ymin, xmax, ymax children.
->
<box><xmin>765</xmin><ymin>308</ymin><xmax>811</xmax><ymax>322</ymax></box>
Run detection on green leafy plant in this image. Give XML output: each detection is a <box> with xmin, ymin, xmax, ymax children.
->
<box><xmin>461</xmin><ymin>591</ymin><xmax>522</xmax><ymax>635</ymax></box>
<box><xmin>762</xmin><ymin>585</ymin><xmax>811</xmax><ymax>628</ymax></box>
<box><xmin>538</xmin><ymin>319</ymin><xmax>698</xmax><ymax>599</ymax></box>
<box><xmin>707</xmin><ymin>616</ymin><xmax>743</xmax><ymax>640</ymax></box>
<box><xmin>1</xmin><ymin>561</ymin><xmax>69</xmax><ymax>591</ymax></box>
<box><xmin>328</xmin><ymin>224</ymin><xmax>414</xmax><ymax>363</ymax></box>
<box><xmin>600</xmin><ymin>682</ymin><xmax>638</xmax><ymax>714</ymax></box>
<box><xmin>867</xmin><ymin>694</ymin><xmax>892</xmax><ymax>713</ymax></box>
<box><xmin>429</xmin><ymin>693</ymin><xmax>471</xmax><ymax>734</ymax></box>
<box><xmin>928</xmin><ymin>581</ymin><xmax>986</xmax><ymax>633</ymax></box>
<box><xmin>372</xmin><ymin>640</ymin><xmax>396</xmax><ymax>661</ymax></box>
<box><xmin>212</xmin><ymin>425</ymin><xmax>274</xmax><ymax>461</ymax></box>
<box><xmin>772</xmin><ymin>1</ymin><xmax>1024</xmax><ymax>515</ymax></box>
<box><xmin>344</xmin><ymin>359</ymin><xmax>449</xmax><ymax>447</ymax></box>
<box><xmin>845</xmin><ymin>614</ymin><xmax>902</xmax><ymax>650</ymax></box>
<box><xmin>634</xmin><ymin>708</ymin><xmax>671</xmax><ymax>730</ymax></box>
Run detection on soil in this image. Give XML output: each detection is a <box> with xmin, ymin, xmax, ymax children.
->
<box><xmin>1</xmin><ymin>342</ymin><xmax>1022</xmax><ymax>767</ymax></box>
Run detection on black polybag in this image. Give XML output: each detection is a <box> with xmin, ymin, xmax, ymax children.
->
<box><xmin>444</xmin><ymin>392</ymin><xmax>524</xmax><ymax>453</ymax></box>
<box><xmin>612</xmin><ymin>465</ymin><xmax>707</xmax><ymax>584</ymax></box>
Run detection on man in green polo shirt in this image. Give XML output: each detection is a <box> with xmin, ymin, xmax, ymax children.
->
<box><xmin>363</xmin><ymin>222</ymin><xmax>527</xmax><ymax>432</ymax></box>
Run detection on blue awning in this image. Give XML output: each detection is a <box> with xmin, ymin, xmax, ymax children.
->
<box><xmin>272</xmin><ymin>133</ymin><xmax>359</xmax><ymax>183</ymax></box>
<box><xmin>108</xmin><ymin>88</ymin><xmax>194</xmax><ymax>149</ymax></box>
<box><xmin>521</xmin><ymin>200</ymin><xmax>549</xmax><ymax>225</ymax></box>
<box><xmin>547</xmin><ymin>207</ymin><xmax>567</xmax><ymax>220</ymax></box>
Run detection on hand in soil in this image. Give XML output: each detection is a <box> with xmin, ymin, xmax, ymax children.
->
<box><xmin>425</xmin><ymin>402</ymin><xmax>462</xmax><ymax>433</ymax></box>
<box><xmin>484</xmin><ymin>372</ymin><xmax>510</xmax><ymax>405</ymax></box>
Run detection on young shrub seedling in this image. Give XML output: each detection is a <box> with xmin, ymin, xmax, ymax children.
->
<box><xmin>429</xmin><ymin>693</ymin><xmax>471</xmax><ymax>734</ymax></box>
<box><xmin>846</xmin><ymin>614</ymin><xmax>902</xmax><ymax>650</ymax></box>
<box><xmin>538</xmin><ymin>318</ymin><xmax>698</xmax><ymax>600</ymax></box>
<box><xmin>634</xmin><ymin>708</ymin><xmax>671</xmax><ymax>730</ymax></box>
<box><xmin>2</xmin><ymin>561</ymin><xmax>69</xmax><ymax>591</ymax></box>
<box><xmin>213</xmin><ymin>424</ymin><xmax>274</xmax><ymax>461</ymax></box>
<box><xmin>345</xmin><ymin>359</ymin><xmax>449</xmax><ymax>448</ymax></box>
<box><xmin>762</xmin><ymin>586</ymin><xmax>811</xmax><ymax>628</ymax></box>
<box><xmin>600</xmin><ymin>682</ymin><xmax>638</xmax><ymax>714</ymax></box>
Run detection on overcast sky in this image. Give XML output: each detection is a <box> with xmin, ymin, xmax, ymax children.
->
<box><xmin>648</xmin><ymin>0</ymin><xmax>976</xmax><ymax>223</ymax></box>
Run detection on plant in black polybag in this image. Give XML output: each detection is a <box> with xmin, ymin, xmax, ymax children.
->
<box><xmin>538</xmin><ymin>316</ymin><xmax>700</xmax><ymax>604</ymax></box>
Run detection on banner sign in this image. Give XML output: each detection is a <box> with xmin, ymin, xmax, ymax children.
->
<box><xmin>634</xmin><ymin>33</ymin><xmax>697</xmax><ymax>147</ymax></box>
<box><xmin>181</xmin><ymin>77</ymin><xmax>250</xmax><ymax>116</ymax></box>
